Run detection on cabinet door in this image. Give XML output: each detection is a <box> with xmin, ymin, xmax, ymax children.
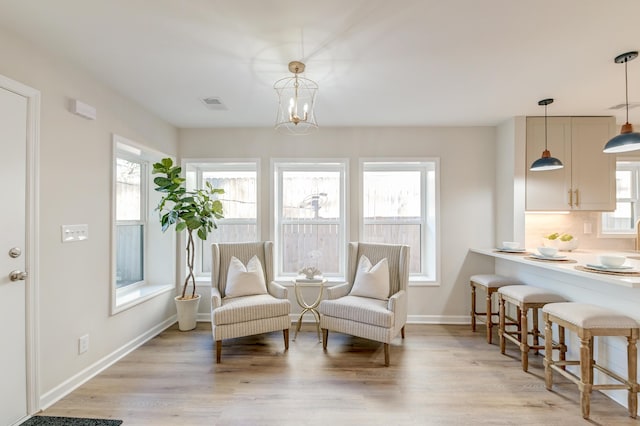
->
<box><xmin>571</xmin><ymin>117</ymin><xmax>616</xmax><ymax>211</ymax></box>
<box><xmin>525</xmin><ymin>117</ymin><xmax>572</xmax><ymax>210</ymax></box>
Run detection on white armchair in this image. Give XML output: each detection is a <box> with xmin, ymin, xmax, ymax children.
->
<box><xmin>211</xmin><ymin>242</ymin><xmax>291</xmax><ymax>363</ymax></box>
<box><xmin>319</xmin><ymin>242</ymin><xmax>410</xmax><ymax>366</ymax></box>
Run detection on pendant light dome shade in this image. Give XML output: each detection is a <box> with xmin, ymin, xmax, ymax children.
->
<box><xmin>604</xmin><ymin>51</ymin><xmax>640</xmax><ymax>153</ymax></box>
<box><xmin>530</xmin><ymin>150</ymin><xmax>564</xmax><ymax>171</ymax></box>
<box><xmin>530</xmin><ymin>98</ymin><xmax>564</xmax><ymax>171</ymax></box>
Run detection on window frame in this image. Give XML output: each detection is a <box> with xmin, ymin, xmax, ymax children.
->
<box><xmin>359</xmin><ymin>158</ymin><xmax>439</xmax><ymax>284</ymax></box>
<box><xmin>111</xmin><ymin>135</ymin><xmax>175</xmax><ymax>314</ymax></box>
<box><xmin>183</xmin><ymin>159</ymin><xmax>260</xmax><ymax>280</ymax></box>
<box><xmin>272</xmin><ymin>159</ymin><xmax>348</xmax><ymax>280</ymax></box>
<box><xmin>115</xmin><ymin>152</ymin><xmax>146</xmax><ymax>289</ymax></box>
<box><xmin>600</xmin><ymin>159</ymin><xmax>640</xmax><ymax>237</ymax></box>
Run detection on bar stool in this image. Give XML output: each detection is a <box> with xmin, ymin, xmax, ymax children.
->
<box><xmin>543</xmin><ymin>302</ymin><xmax>639</xmax><ymax>419</ymax></box>
<box><xmin>498</xmin><ymin>285</ymin><xmax>566</xmax><ymax>371</ymax></box>
<box><xmin>470</xmin><ymin>274</ymin><xmax>523</xmax><ymax>344</ymax></box>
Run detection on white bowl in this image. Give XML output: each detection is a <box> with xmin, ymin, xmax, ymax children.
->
<box><xmin>597</xmin><ymin>254</ymin><xmax>626</xmax><ymax>268</ymax></box>
<box><xmin>537</xmin><ymin>246</ymin><xmax>558</xmax><ymax>257</ymax></box>
<box><xmin>542</xmin><ymin>237</ymin><xmax>579</xmax><ymax>251</ymax></box>
<box><xmin>502</xmin><ymin>241</ymin><xmax>520</xmax><ymax>249</ymax></box>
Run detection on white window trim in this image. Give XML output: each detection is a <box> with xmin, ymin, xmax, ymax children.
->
<box><xmin>183</xmin><ymin>158</ymin><xmax>261</xmax><ymax>284</ymax></box>
<box><xmin>111</xmin><ymin>134</ymin><xmax>175</xmax><ymax>314</ymax></box>
<box><xmin>359</xmin><ymin>158</ymin><xmax>440</xmax><ymax>285</ymax></box>
<box><xmin>599</xmin><ymin>159</ymin><xmax>640</xmax><ymax>238</ymax></box>
<box><xmin>272</xmin><ymin>158</ymin><xmax>348</xmax><ymax>280</ymax></box>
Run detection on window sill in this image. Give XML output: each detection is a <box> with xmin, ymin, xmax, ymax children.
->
<box><xmin>597</xmin><ymin>232</ymin><xmax>635</xmax><ymax>239</ymax></box>
<box><xmin>112</xmin><ymin>282</ymin><xmax>175</xmax><ymax>315</ymax></box>
<box><xmin>409</xmin><ymin>277</ymin><xmax>439</xmax><ymax>287</ymax></box>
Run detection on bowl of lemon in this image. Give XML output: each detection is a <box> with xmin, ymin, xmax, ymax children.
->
<box><xmin>542</xmin><ymin>232</ymin><xmax>578</xmax><ymax>251</ymax></box>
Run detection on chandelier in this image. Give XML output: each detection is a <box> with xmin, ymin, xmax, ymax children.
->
<box><xmin>274</xmin><ymin>61</ymin><xmax>318</xmax><ymax>135</ymax></box>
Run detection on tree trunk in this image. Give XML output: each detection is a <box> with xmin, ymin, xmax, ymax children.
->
<box><xmin>181</xmin><ymin>229</ymin><xmax>197</xmax><ymax>299</ymax></box>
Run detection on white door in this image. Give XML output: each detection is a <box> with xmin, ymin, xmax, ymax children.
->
<box><xmin>0</xmin><ymin>86</ymin><xmax>29</xmax><ymax>426</ymax></box>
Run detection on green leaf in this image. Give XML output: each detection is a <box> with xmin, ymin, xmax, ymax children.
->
<box><xmin>154</xmin><ymin>176</ymin><xmax>172</xmax><ymax>186</ymax></box>
<box><xmin>197</xmin><ymin>228</ymin><xmax>207</xmax><ymax>240</ymax></box>
<box><xmin>176</xmin><ymin>221</ymin><xmax>187</xmax><ymax>232</ymax></box>
<box><xmin>186</xmin><ymin>217</ymin><xmax>201</xmax><ymax>229</ymax></box>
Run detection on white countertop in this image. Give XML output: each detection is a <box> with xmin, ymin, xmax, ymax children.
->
<box><xmin>470</xmin><ymin>248</ymin><xmax>640</xmax><ymax>288</ymax></box>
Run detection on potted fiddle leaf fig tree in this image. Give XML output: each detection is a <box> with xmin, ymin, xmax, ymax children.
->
<box><xmin>153</xmin><ymin>158</ymin><xmax>224</xmax><ymax>331</ymax></box>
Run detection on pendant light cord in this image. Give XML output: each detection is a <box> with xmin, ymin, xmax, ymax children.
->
<box><xmin>544</xmin><ymin>103</ymin><xmax>548</xmax><ymax>150</ymax></box>
<box><xmin>625</xmin><ymin>58</ymin><xmax>630</xmax><ymax>124</ymax></box>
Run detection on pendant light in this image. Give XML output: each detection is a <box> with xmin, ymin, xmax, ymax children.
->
<box><xmin>603</xmin><ymin>51</ymin><xmax>640</xmax><ymax>153</ymax></box>
<box><xmin>530</xmin><ymin>98</ymin><xmax>564</xmax><ymax>171</ymax></box>
<box><xmin>274</xmin><ymin>60</ymin><xmax>318</xmax><ymax>135</ymax></box>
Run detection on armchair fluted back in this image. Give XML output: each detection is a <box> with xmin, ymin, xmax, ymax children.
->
<box><xmin>211</xmin><ymin>241</ymin><xmax>274</xmax><ymax>298</ymax></box>
<box><xmin>347</xmin><ymin>242</ymin><xmax>410</xmax><ymax>297</ymax></box>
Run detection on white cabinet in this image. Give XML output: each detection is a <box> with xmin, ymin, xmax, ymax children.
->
<box><xmin>526</xmin><ymin>116</ymin><xmax>616</xmax><ymax>211</ymax></box>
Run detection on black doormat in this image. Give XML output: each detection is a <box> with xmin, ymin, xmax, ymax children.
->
<box><xmin>20</xmin><ymin>416</ymin><xmax>123</xmax><ymax>426</ymax></box>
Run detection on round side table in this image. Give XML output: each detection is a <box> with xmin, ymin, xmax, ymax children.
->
<box><xmin>293</xmin><ymin>278</ymin><xmax>326</xmax><ymax>341</ymax></box>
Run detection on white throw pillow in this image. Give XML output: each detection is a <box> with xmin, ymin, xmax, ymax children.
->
<box><xmin>225</xmin><ymin>255</ymin><xmax>268</xmax><ymax>298</ymax></box>
<box><xmin>349</xmin><ymin>255</ymin><xmax>390</xmax><ymax>300</ymax></box>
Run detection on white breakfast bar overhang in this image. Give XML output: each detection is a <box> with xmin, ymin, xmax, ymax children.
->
<box><xmin>470</xmin><ymin>247</ymin><xmax>640</xmax><ymax>410</ymax></box>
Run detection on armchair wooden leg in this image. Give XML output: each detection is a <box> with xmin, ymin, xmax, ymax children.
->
<box><xmin>384</xmin><ymin>343</ymin><xmax>390</xmax><ymax>366</ymax></box>
<box><xmin>470</xmin><ymin>283</ymin><xmax>477</xmax><ymax>332</ymax></box>
<box><xmin>216</xmin><ymin>340</ymin><xmax>222</xmax><ymax>364</ymax></box>
<box><xmin>401</xmin><ymin>325</ymin><xmax>405</xmax><ymax>339</ymax></box>
<box><xmin>322</xmin><ymin>328</ymin><xmax>328</xmax><ymax>350</ymax></box>
<box><xmin>283</xmin><ymin>329</ymin><xmax>289</xmax><ymax>350</ymax></box>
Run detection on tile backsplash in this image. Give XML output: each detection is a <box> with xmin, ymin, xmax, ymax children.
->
<box><xmin>525</xmin><ymin>211</ymin><xmax>637</xmax><ymax>252</ymax></box>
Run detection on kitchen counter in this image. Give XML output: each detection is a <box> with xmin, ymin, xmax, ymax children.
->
<box><xmin>471</xmin><ymin>248</ymin><xmax>640</xmax><ymax>288</ymax></box>
<box><xmin>470</xmin><ymin>246</ymin><xmax>640</xmax><ymax>410</ymax></box>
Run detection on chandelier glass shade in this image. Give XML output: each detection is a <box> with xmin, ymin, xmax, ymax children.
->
<box><xmin>530</xmin><ymin>98</ymin><xmax>564</xmax><ymax>171</ymax></box>
<box><xmin>603</xmin><ymin>51</ymin><xmax>640</xmax><ymax>153</ymax></box>
<box><xmin>274</xmin><ymin>61</ymin><xmax>318</xmax><ymax>135</ymax></box>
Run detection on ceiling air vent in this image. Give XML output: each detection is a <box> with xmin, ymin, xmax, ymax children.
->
<box><xmin>200</xmin><ymin>97</ymin><xmax>227</xmax><ymax>110</ymax></box>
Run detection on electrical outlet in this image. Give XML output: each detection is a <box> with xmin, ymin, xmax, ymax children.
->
<box><xmin>78</xmin><ymin>334</ymin><xmax>89</xmax><ymax>354</ymax></box>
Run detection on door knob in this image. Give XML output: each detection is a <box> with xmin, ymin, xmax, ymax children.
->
<box><xmin>9</xmin><ymin>270</ymin><xmax>28</xmax><ymax>281</ymax></box>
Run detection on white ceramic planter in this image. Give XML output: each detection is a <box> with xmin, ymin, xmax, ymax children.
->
<box><xmin>175</xmin><ymin>294</ymin><xmax>201</xmax><ymax>331</ymax></box>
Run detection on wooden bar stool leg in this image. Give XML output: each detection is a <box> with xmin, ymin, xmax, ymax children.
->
<box><xmin>559</xmin><ymin>325</ymin><xmax>566</xmax><ymax>370</ymax></box>
<box><xmin>520</xmin><ymin>306</ymin><xmax>529</xmax><ymax>372</ymax></box>
<box><xmin>485</xmin><ymin>289</ymin><xmax>493</xmax><ymax>344</ymax></box>
<box><xmin>544</xmin><ymin>315</ymin><xmax>553</xmax><ymax>390</ymax></box>
<box><xmin>532</xmin><ymin>307</ymin><xmax>540</xmax><ymax>354</ymax></box>
<box><xmin>629</xmin><ymin>333</ymin><xmax>638</xmax><ymax>419</ymax></box>
<box><xmin>499</xmin><ymin>295</ymin><xmax>506</xmax><ymax>354</ymax></box>
<box><xmin>580</xmin><ymin>336</ymin><xmax>593</xmax><ymax>419</ymax></box>
<box><xmin>470</xmin><ymin>283</ymin><xmax>477</xmax><ymax>332</ymax></box>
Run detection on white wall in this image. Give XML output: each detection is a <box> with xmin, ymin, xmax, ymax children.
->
<box><xmin>0</xmin><ymin>26</ymin><xmax>179</xmax><ymax>406</ymax></box>
<box><xmin>179</xmin><ymin>126</ymin><xmax>497</xmax><ymax>322</ymax></box>
<box><xmin>495</xmin><ymin>117</ymin><xmax>527</xmax><ymax>244</ymax></box>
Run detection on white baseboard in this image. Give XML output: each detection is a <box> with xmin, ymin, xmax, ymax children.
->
<box><xmin>197</xmin><ymin>312</ymin><xmax>211</xmax><ymax>322</ymax></box>
<box><xmin>407</xmin><ymin>315</ymin><xmax>470</xmax><ymax>324</ymax></box>
<box><xmin>281</xmin><ymin>314</ymin><xmax>470</xmax><ymax>325</ymax></box>
<box><xmin>39</xmin><ymin>315</ymin><xmax>177</xmax><ymax>410</ymax></box>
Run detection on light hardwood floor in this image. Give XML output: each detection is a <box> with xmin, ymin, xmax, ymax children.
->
<box><xmin>39</xmin><ymin>323</ymin><xmax>637</xmax><ymax>426</ymax></box>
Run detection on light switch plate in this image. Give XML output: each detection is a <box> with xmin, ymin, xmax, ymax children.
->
<box><xmin>62</xmin><ymin>224</ymin><xmax>89</xmax><ymax>242</ymax></box>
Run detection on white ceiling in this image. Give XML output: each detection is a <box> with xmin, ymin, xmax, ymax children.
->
<box><xmin>2</xmin><ymin>0</ymin><xmax>640</xmax><ymax>129</ymax></box>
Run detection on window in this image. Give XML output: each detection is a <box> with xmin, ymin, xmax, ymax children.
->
<box><xmin>274</xmin><ymin>160</ymin><xmax>347</xmax><ymax>278</ymax></box>
<box><xmin>112</xmin><ymin>135</ymin><xmax>175</xmax><ymax>313</ymax></box>
<box><xmin>601</xmin><ymin>161</ymin><xmax>640</xmax><ymax>235</ymax></box>
<box><xmin>115</xmin><ymin>156</ymin><xmax>145</xmax><ymax>288</ymax></box>
<box><xmin>361</xmin><ymin>160</ymin><xmax>438</xmax><ymax>281</ymax></box>
<box><xmin>185</xmin><ymin>161</ymin><xmax>259</xmax><ymax>276</ymax></box>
